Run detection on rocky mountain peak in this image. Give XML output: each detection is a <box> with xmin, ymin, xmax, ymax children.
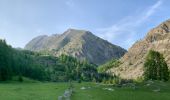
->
<box><xmin>62</xmin><ymin>28</ymin><xmax>93</xmax><ymax>37</ymax></box>
<box><xmin>110</xmin><ymin>19</ymin><xmax>170</xmax><ymax>79</ymax></box>
<box><xmin>146</xmin><ymin>19</ymin><xmax>170</xmax><ymax>43</ymax></box>
<box><xmin>25</xmin><ymin>29</ymin><xmax>126</xmax><ymax>65</ymax></box>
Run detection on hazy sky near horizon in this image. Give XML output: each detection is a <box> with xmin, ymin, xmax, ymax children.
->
<box><xmin>0</xmin><ymin>0</ymin><xmax>170</xmax><ymax>49</ymax></box>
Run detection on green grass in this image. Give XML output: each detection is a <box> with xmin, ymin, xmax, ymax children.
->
<box><xmin>72</xmin><ymin>81</ymin><xmax>170</xmax><ymax>100</ymax></box>
<box><xmin>0</xmin><ymin>81</ymin><xmax>170</xmax><ymax>100</ymax></box>
<box><xmin>0</xmin><ymin>82</ymin><xmax>68</xmax><ymax>100</ymax></box>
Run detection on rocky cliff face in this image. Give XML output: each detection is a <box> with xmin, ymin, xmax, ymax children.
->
<box><xmin>25</xmin><ymin>29</ymin><xmax>126</xmax><ymax>65</ymax></box>
<box><xmin>110</xmin><ymin>19</ymin><xmax>170</xmax><ymax>79</ymax></box>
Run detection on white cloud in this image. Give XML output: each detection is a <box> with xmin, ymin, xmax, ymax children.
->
<box><xmin>96</xmin><ymin>0</ymin><xmax>163</xmax><ymax>49</ymax></box>
<box><xmin>138</xmin><ymin>0</ymin><xmax>162</xmax><ymax>24</ymax></box>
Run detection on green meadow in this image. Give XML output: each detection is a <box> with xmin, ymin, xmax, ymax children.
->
<box><xmin>72</xmin><ymin>82</ymin><xmax>170</xmax><ymax>100</ymax></box>
<box><xmin>0</xmin><ymin>82</ymin><xmax>67</xmax><ymax>100</ymax></box>
<box><xmin>0</xmin><ymin>81</ymin><xmax>170</xmax><ymax>100</ymax></box>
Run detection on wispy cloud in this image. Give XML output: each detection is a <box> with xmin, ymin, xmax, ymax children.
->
<box><xmin>96</xmin><ymin>0</ymin><xmax>163</xmax><ymax>49</ymax></box>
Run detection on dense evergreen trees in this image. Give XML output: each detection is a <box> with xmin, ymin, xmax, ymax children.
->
<box><xmin>0</xmin><ymin>40</ymin><xmax>13</xmax><ymax>81</ymax></box>
<box><xmin>57</xmin><ymin>54</ymin><xmax>98</xmax><ymax>82</ymax></box>
<box><xmin>0</xmin><ymin>39</ymin><xmax>48</xmax><ymax>81</ymax></box>
<box><xmin>144</xmin><ymin>50</ymin><xmax>169</xmax><ymax>81</ymax></box>
<box><xmin>0</xmin><ymin>39</ymin><xmax>111</xmax><ymax>82</ymax></box>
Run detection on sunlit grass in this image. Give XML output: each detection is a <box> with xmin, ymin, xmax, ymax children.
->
<box><xmin>0</xmin><ymin>82</ymin><xmax>67</xmax><ymax>100</ymax></box>
<box><xmin>0</xmin><ymin>81</ymin><xmax>170</xmax><ymax>100</ymax></box>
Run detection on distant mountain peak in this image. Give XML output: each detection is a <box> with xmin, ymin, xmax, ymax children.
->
<box><xmin>62</xmin><ymin>28</ymin><xmax>92</xmax><ymax>37</ymax></box>
<box><xmin>51</xmin><ymin>33</ymin><xmax>60</xmax><ymax>37</ymax></box>
<box><xmin>25</xmin><ymin>29</ymin><xmax>126</xmax><ymax>65</ymax></box>
<box><xmin>66</xmin><ymin>28</ymin><xmax>87</xmax><ymax>32</ymax></box>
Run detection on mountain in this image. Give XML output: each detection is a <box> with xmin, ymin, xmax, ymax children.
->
<box><xmin>0</xmin><ymin>39</ymin><xmax>102</xmax><ymax>82</ymax></box>
<box><xmin>25</xmin><ymin>29</ymin><xmax>127</xmax><ymax>65</ymax></box>
<box><xmin>110</xmin><ymin>19</ymin><xmax>170</xmax><ymax>79</ymax></box>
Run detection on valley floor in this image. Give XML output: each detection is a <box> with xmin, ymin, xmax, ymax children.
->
<box><xmin>0</xmin><ymin>81</ymin><xmax>170</xmax><ymax>100</ymax></box>
<box><xmin>72</xmin><ymin>82</ymin><xmax>170</xmax><ymax>100</ymax></box>
<box><xmin>0</xmin><ymin>82</ymin><xmax>67</xmax><ymax>100</ymax></box>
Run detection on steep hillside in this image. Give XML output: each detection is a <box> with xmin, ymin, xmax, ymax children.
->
<box><xmin>25</xmin><ymin>29</ymin><xmax>126</xmax><ymax>65</ymax></box>
<box><xmin>110</xmin><ymin>19</ymin><xmax>170</xmax><ymax>79</ymax></box>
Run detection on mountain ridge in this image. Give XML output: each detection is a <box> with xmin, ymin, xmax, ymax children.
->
<box><xmin>25</xmin><ymin>29</ymin><xmax>127</xmax><ymax>65</ymax></box>
<box><xmin>110</xmin><ymin>19</ymin><xmax>170</xmax><ymax>79</ymax></box>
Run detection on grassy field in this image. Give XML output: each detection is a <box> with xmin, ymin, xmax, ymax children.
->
<box><xmin>0</xmin><ymin>81</ymin><xmax>170</xmax><ymax>100</ymax></box>
<box><xmin>72</xmin><ymin>81</ymin><xmax>170</xmax><ymax>100</ymax></box>
<box><xmin>0</xmin><ymin>82</ymin><xmax>67</xmax><ymax>100</ymax></box>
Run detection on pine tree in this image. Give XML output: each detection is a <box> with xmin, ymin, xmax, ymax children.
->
<box><xmin>144</xmin><ymin>50</ymin><xmax>169</xmax><ymax>81</ymax></box>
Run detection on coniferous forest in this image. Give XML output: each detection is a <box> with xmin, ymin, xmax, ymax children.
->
<box><xmin>0</xmin><ymin>39</ymin><xmax>112</xmax><ymax>82</ymax></box>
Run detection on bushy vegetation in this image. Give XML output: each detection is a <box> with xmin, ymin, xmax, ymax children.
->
<box><xmin>144</xmin><ymin>50</ymin><xmax>170</xmax><ymax>81</ymax></box>
<box><xmin>98</xmin><ymin>59</ymin><xmax>121</xmax><ymax>73</ymax></box>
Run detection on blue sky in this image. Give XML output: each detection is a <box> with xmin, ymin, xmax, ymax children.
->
<box><xmin>0</xmin><ymin>0</ymin><xmax>170</xmax><ymax>49</ymax></box>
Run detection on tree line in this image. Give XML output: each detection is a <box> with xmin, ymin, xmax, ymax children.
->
<box><xmin>3</xmin><ymin>38</ymin><xmax>168</xmax><ymax>83</ymax></box>
<box><xmin>0</xmin><ymin>39</ymin><xmax>113</xmax><ymax>82</ymax></box>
